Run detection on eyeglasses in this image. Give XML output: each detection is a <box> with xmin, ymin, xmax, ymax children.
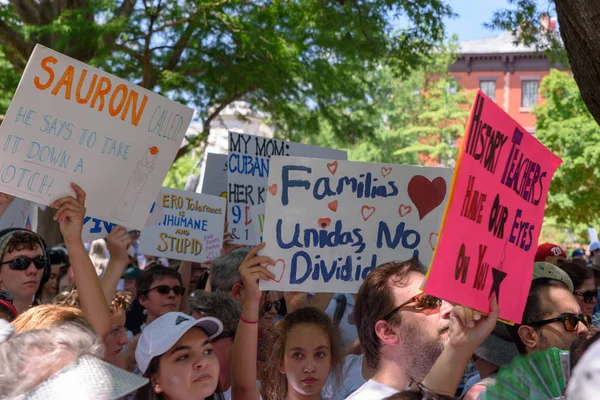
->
<box><xmin>574</xmin><ymin>289</ymin><xmax>598</xmax><ymax>304</ymax></box>
<box><xmin>0</xmin><ymin>255</ymin><xmax>48</xmax><ymax>271</ymax></box>
<box><xmin>382</xmin><ymin>292</ymin><xmax>442</xmax><ymax>321</ymax></box>
<box><xmin>264</xmin><ymin>300</ymin><xmax>281</xmax><ymax>312</ymax></box>
<box><xmin>0</xmin><ymin>290</ymin><xmax>14</xmax><ymax>304</ymax></box>
<box><xmin>529</xmin><ymin>314</ymin><xmax>591</xmax><ymax>332</ymax></box>
<box><xmin>146</xmin><ymin>285</ymin><xmax>185</xmax><ymax>296</ymax></box>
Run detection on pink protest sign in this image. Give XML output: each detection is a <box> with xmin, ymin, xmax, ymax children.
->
<box><xmin>423</xmin><ymin>91</ymin><xmax>562</xmax><ymax>324</ymax></box>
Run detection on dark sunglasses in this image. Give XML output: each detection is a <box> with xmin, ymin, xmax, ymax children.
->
<box><xmin>529</xmin><ymin>314</ymin><xmax>591</xmax><ymax>332</ymax></box>
<box><xmin>147</xmin><ymin>285</ymin><xmax>185</xmax><ymax>296</ymax></box>
<box><xmin>574</xmin><ymin>289</ymin><xmax>599</xmax><ymax>304</ymax></box>
<box><xmin>0</xmin><ymin>255</ymin><xmax>48</xmax><ymax>271</ymax></box>
<box><xmin>383</xmin><ymin>292</ymin><xmax>442</xmax><ymax>321</ymax></box>
<box><xmin>0</xmin><ymin>290</ymin><xmax>14</xmax><ymax>304</ymax></box>
<box><xmin>264</xmin><ymin>300</ymin><xmax>281</xmax><ymax>312</ymax></box>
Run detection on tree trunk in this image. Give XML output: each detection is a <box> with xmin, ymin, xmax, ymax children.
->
<box><xmin>555</xmin><ymin>1</ymin><xmax>600</xmax><ymax>126</ymax></box>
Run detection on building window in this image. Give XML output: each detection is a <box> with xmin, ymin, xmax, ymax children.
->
<box><xmin>522</xmin><ymin>80</ymin><xmax>539</xmax><ymax>108</ymax></box>
<box><xmin>479</xmin><ymin>81</ymin><xmax>496</xmax><ymax>101</ymax></box>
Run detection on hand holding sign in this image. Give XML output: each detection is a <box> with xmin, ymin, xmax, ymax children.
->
<box><xmin>448</xmin><ymin>295</ymin><xmax>499</xmax><ymax>352</ymax></box>
<box><xmin>51</xmin><ymin>183</ymin><xmax>86</xmax><ymax>243</ymax></box>
<box><xmin>106</xmin><ymin>226</ymin><xmax>131</xmax><ymax>265</ymax></box>
<box><xmin>238</xmin><ymin>243</ymin><xmax>275</xmax><ymax>304</ymax></box>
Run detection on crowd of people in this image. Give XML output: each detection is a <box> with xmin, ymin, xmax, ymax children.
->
<box><xmin>1</xmin><ymin>188</ymin><xmax>600</xmax><ymax>400</ymax></box>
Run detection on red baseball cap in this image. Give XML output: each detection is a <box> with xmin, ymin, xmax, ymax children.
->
<box><xmin>535</xmin><ymin>242</ymin><xmax>567</xmax><ymax>262</ymax></box>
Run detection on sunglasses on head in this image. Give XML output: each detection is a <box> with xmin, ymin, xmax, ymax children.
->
<box><xmin>574</xmin><ymin>289</ymin><xmax>599</xmax><ymax>304</ymax></box>
<box><xmin>0</xmin><ymin>255</ymin><xmax>48</xmax><ymax>271</ymax></box>
<box><xmin>529</xmin><ymin>313</ymin><xmax>591</xmax><ymax>332</ymax></box>
<box><xmin>383</xmin><ymin>292</ymin><xmax>442</xmax><ymax>321</ymax></box>
<box><xmin>264</xmin><ymin>300</ymin><xmax>281</xmax><ymax>312</ymax></box>
<box><xmin>146</xmin><ymin>285</ymin><xmax>185</xmax><ymax>296</ymax></box>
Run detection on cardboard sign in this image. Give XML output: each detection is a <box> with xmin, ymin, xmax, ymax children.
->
<box><xmin>424</xmin><ymin>91</ymin><xmax>562</xmax><ymax>324</ymax></box>
<box><xmin>81</xmin><ymin>193</ymin><xmax>164</xmax><ymax>242</ymax></box>
<box><xmin>228</xmin><ymin>132</ymin><xmax>346</xmax><ymax>246</ymax></box>
<box><xmin>200</xmin><ymin>153</ymin><xmax>228</xmax><ymax>198</ymax></box>
<box><xmin>0</xmin><ymin>45</ymin><xmax>193</xmax><ymax>229</ymax></box>
<box><xmin>0</xmin><ymin>198</ymin><xmax>38</xmax><ymax>231</ymax></box>
<box><xmin>260</xmin><ymin>156</ymin><xmax>452</xmax><ymax>293</ymax></box>
<box><xmin>138</xmin><ymin>188</ymin><xmax>226</xmax><ymax>262</ymax></box>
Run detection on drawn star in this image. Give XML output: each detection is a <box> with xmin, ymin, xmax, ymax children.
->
<box><xmin>488</xmin><ymin>267</ymin><xmax>507</xmax><ymax>304</ymax></box>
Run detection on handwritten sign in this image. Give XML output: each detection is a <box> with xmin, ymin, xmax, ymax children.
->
<box><xmin>588</xmin><ymin>228</ymin><xmax>598</xmax><ymax>244</ymax></box>
<box><xmin>423</xmin><ymin>91</ymin><xmax>562</xmax><ymax>324</ymax></box>
<box><xmin>81</xmin><ymin>193</ymin><xmax>164</xmax><ymax>242</ymax></box>
<box><xmin>228</xmin><ymin>132</ymin><xmax>346</xmax><ymax>246</ymax></box>
<box><xmin>0</xmin><ymin>198</ymin><xmax>38</xmax><ymax>231</ymax></box>
<box><xmin>138</xmin><ymin>188</ymin><xmax>226</xmax><ymax>262</ymax></box>
<box><xmin>0</xmin><ymin>45</ymin><xmax>193</xmax><ymax>229</ymax></box>
<box><xmin>260</xmin><ymin>156</ymin><xmax>452</xmax><ymax>293</ymax></box>
<box><xmin>200</xmin><ymin>153</ymin><xmax>228</xmax><ymax>198</ymax></box>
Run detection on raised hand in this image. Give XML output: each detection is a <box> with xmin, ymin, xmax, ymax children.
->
<box><xmin>238</xmin><ymin>242</ymin><xmax>275</xmax><ymax>304</ymax></box>
<box><xmin>106</xmin><ymin>226</ymin><xmax>131</xmax><ymax>265</ymax></box>
<box><xmin>222</xmin><ymin>221</ymin><xmax>244</xmax><ymax>255</ymax></box>
<box><xmin>0</xmin><ymin>192</ymin><xmax>15</xmax><ymax>207</ymax></box>
<box><xmin>51</xmin><ymin>183</ymin><xmax>86</xmax><ymax>243</ymax></box>
<box><xmin>448</xmin><ymin>295</ymin><xmax>500</xmax><ymax>352</ymax></box>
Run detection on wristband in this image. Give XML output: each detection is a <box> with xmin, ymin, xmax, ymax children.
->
<box><xmin>240</xmin><ymin>316</ymin><xmax>259</xmax><ymax>325</ymax></box>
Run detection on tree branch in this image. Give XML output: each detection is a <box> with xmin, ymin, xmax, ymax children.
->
<box><xmin>114</xmin><ymin>44</ymin><xmax>145</xmax><ymax>63</ymax></box>
<box><xmin>0</xmin><ymin>19</ymin><xmax>34</xmax><ymax>61</ymax></box>
<box><xmin>9</xmin><ymin>0</ymin><xmax>42</xmax><ymax>24</ymax></box>
<box><xmin>102</xmin><ymin>0</ymin><xmax>138</xmax><ymax>51</ymax></box>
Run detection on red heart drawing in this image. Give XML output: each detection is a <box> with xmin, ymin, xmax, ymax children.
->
<box><xmin>398</xmin><ymin>204</ymin><xmax>412</xmax><ymax>218</ymax></box>
<box><xmin>267</xmin><ymin>259</ymin><xmax>286</xmax><ymax>283</ymax></box>
<box><xmin>428</xmin><ymin>232</ymin><xmax>439</xmax><ymax>251</ymax></box>
<box><xmin>268</xmin><ymin>184</ymin><xmax>278</xmax><ymax>196</ymax></box>
<box><xmin>328</xmin><ymin>200</ymin><xmax>338</xmax><ymax>212</ymax></box>
<box><xmin>318</xmin><ymin>218</ymin><xmax>332</xmax><ymax>229</ymax></box>
<box><xmin>407</xmin><ymin>176</ymin><xmax>447</xmax><ymax>220</ymax></box>
<box><xmin>381</xmin><ymin>167</ymin><xmax>392</xmax><ymax>178</ymax></box>
<box><xmin>327</xmin><ymin>161</ymin><xmax>338</xmax><ymax>175</ymax></box>
<box><xmin>361</xmin><ymin>206</ymin><xmax>376</xmax><ymax>222</ymax></box>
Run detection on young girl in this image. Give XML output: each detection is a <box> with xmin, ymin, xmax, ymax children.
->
<box><xmin>134</xmin><ymin>311</ymin><xmax>223</xmax><ymax>400</ymax></box>
<box><xmin>232</xmin><ymin>243</ymin><xmax>344</xmax><ymax>400</ymax></box>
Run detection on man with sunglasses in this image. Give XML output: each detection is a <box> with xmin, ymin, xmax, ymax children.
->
<box><xmin>348</xmin><ymin>259</ymin><xmax>454</xmax><ymax>400</ymax></box>
<box><xmin>509</xmin><ymin>278</ymin><xmax>589</xmax><ymax>356</ymax></box>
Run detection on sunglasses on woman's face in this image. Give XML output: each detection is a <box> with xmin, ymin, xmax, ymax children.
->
<box><xmin>263</xmin><ymin>300</ymin><xmax>281</xmax><ymax>313</ymax></box>
<box><xmin>147</xmin><ymin>285</ymin><xmax>185</xmax><ymax>296</ymax></box>
<box><xmin>529</xmin><ymin>313</ymin><xmax>591</xmax><ymax>332</ymax></box>
<box><xmin>574</xmin><ymin>289</ymin><xmax>599</xmax><ymax>304</ymax></box>
<box><xmin>0</xmin><ymin>255</ymin><xmax>47</xmax><ymax>271</ymax></box>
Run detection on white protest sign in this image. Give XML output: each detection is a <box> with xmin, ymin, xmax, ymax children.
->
<box><xmin>588</xmin><ymin>228</ymin><xmax>598</xmax><ymax>244</ymax></box>
<box><xmin>200</xmin><ymin>153</ymin><xmax>228</xmax><ymax>197</ymax></box>
<box><xmin>0</xmin><ymin>198</ymin><xmax>38</xmax><ymax>231</ymax></box>
<box><xmin>0</xmin><ymin>45</ymin><xmax>193</xmax><ymax>229</ymax></box>
<box><xmin>81</xmin><ymin>193</ymin><xmax>165</xmax><ymax>242</ymax></box>
<box><xmin>138</xmin><ymin>188</ymin><xmax>226</xmax><ymax>262</ymax></box>
<box><xmin>260</xmin><ymin>157</ymin><xmax>452</xmax><ymax>293</ymax></box>
<box><xmin>228</xmin><ymin>132</ymin><xmax>346</xmax><ymax>246</ymax></box>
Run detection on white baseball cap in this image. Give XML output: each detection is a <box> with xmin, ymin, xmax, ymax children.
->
<box><xmin>590</xmin><ymin>241</ymin><xmax>600</xmax><ymax>253</ymax></box>
<box><xmin>135</xmin><ymin>312</ymin><xmax>223</xmax><ymax>374</ymax></box>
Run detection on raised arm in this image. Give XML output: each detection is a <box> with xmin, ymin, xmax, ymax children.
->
<box><xmin>101</xmin><ymin>226</ymin><xmax>131</xmax><ymax>303</ymax></box>
<box><xmin>0</xmin><ymin>192</ymin><xmax>15</xmax><ymax>220</ymax></box>
<box><xmin>51</xmin><ymin>183</ymin><xmax>112</xmax><ymax>339</ymax></box>
<box><xmin>231</xmin><ymin>243</ymin><xmax>275</xmax><ymax>400</ymax></box>
<box><xmin>420</xmin><ymin>296</ymin><xmax>499</xmax><ymax>397</ymax></box>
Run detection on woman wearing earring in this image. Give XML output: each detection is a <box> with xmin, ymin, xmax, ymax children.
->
<box><xmin>134</xmin><ymin>311</ymin><xmax>223</xmax><ymax>400</ymax></box>
<box><xmin>232</xmin><ymin>244</ymin><xmax>344</xmax><ymax>400</ymax></box>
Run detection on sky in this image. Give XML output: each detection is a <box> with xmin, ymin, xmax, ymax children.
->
<box><xmin>444</xmin><ymin>0</ymin><xmax>554</xmax><ymax>42</ymax></box>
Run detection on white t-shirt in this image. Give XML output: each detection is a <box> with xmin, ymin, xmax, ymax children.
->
<box><xmin>322</xmin><ymin>354</ymin><xmax>366</xmax><ymax>400</ymax></box>
<box><xmin>345</xmin><ymin>379</ymin><xmax>398</xmax><ymax>400</ymax></box>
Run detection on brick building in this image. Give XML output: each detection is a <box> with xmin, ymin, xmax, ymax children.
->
<box><xmin>450</xmin><ymin>29</ymin><xmax>567</xmax><ymax>133</ymax></box>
